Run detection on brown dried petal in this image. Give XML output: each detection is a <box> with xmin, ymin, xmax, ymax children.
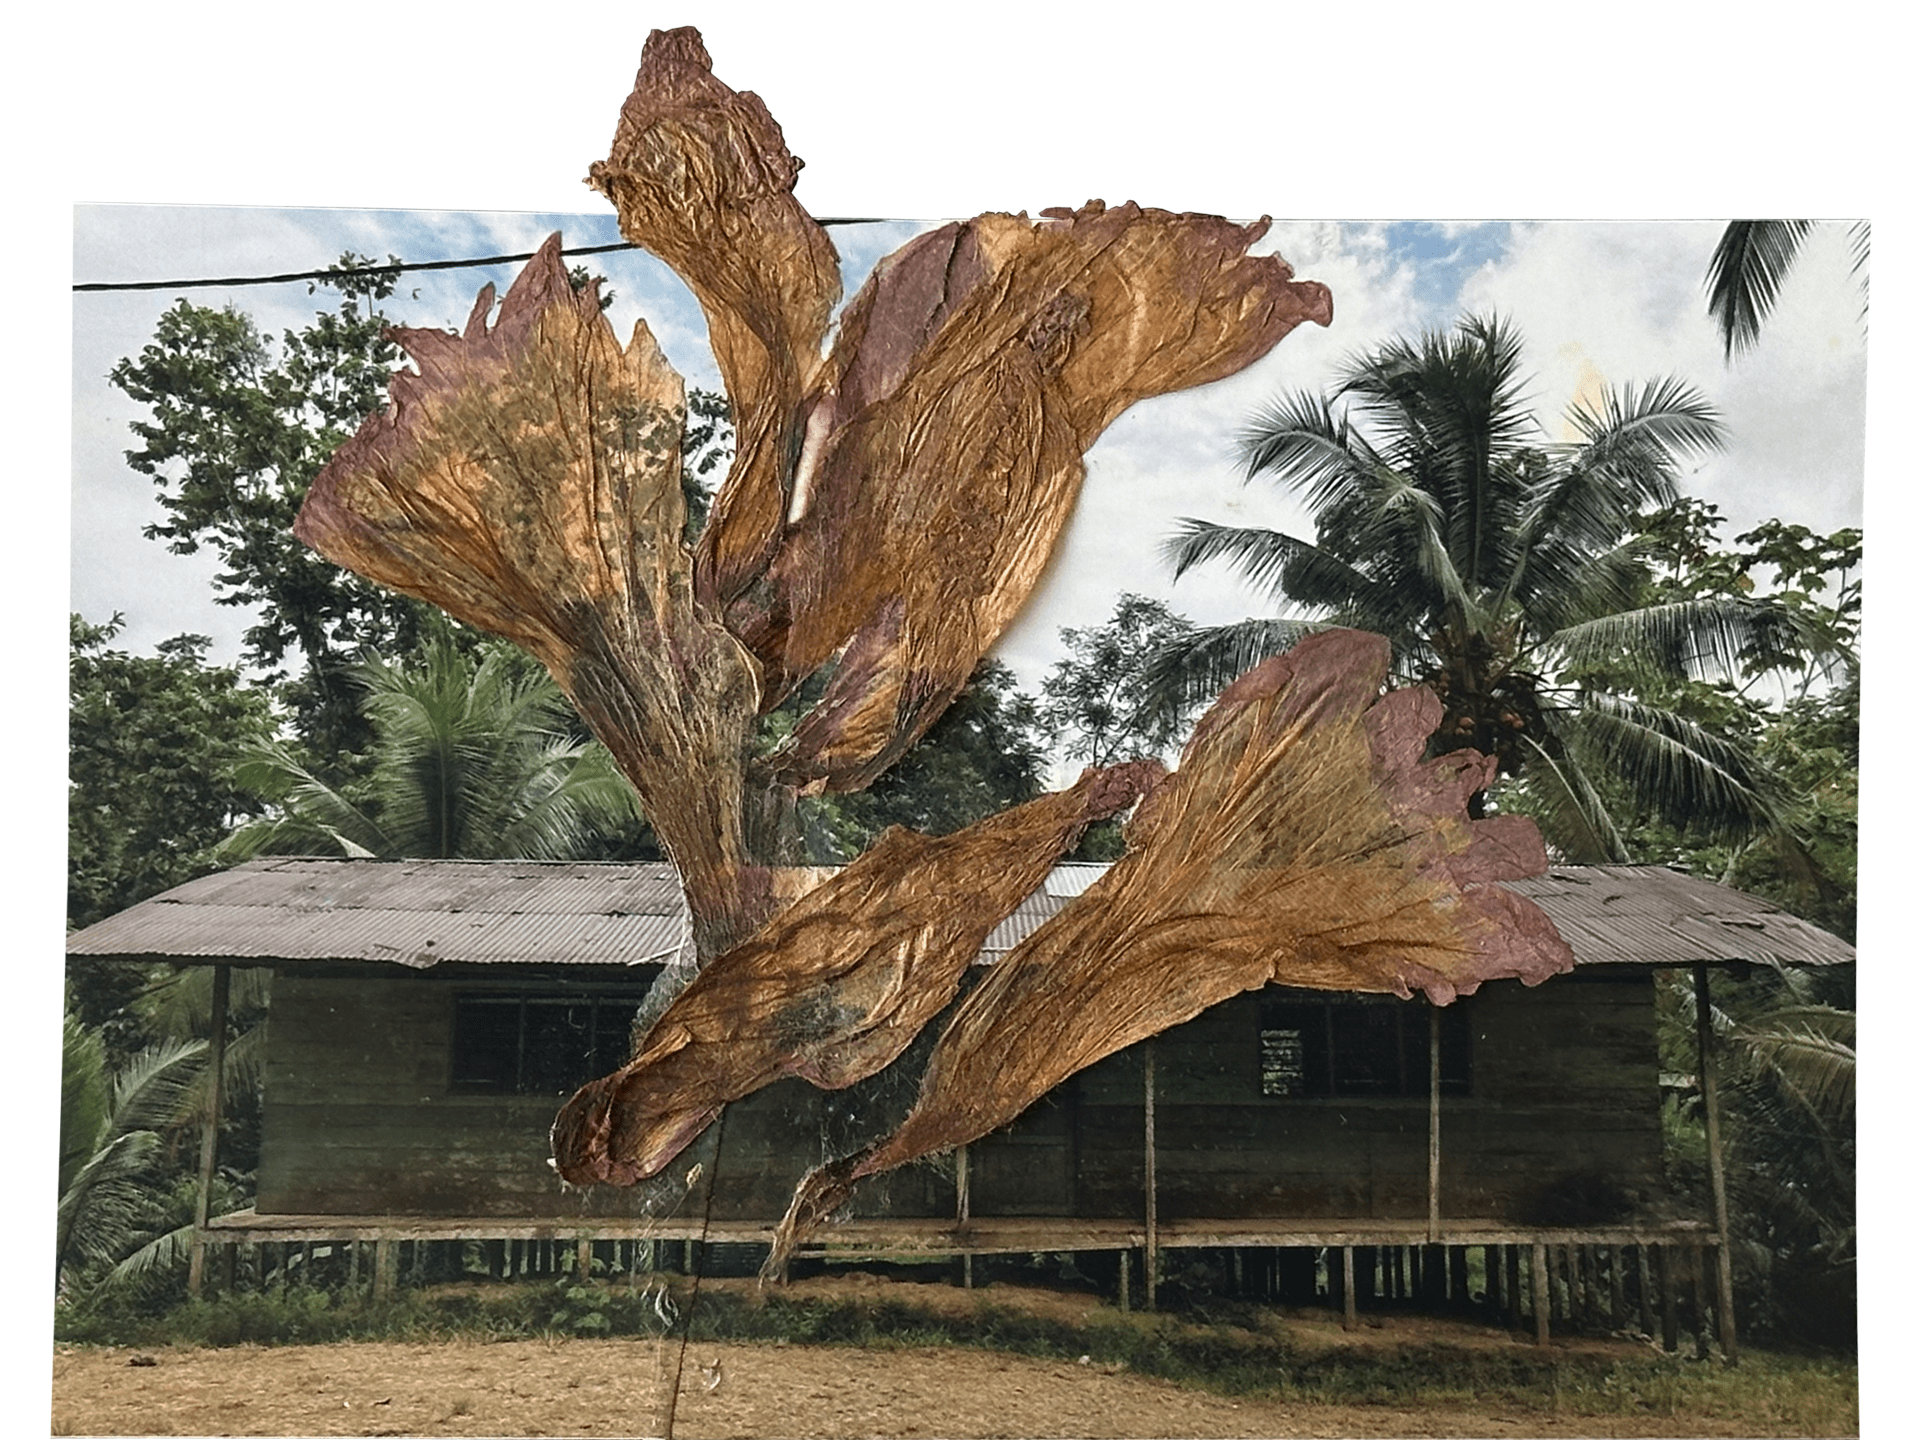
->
<box><xmin>588</xmin><ymin>26</ymin><xmax>842</xmax><ymax>610</ymax></box>
<box><xmin>765</xmin><ymin>630</ymin><xmax>1571</xmax><ymax>1271</ymax></box>
<box><xmin>549</xmin><ymin>760</ymin><xmax>1166</xmax><ymax>1185</ymax></box>
<box><xmin>737</xmin><ymin>202</ymin><xmax>1333</xmax><ymax>792</ymax></box>
<box><xmin>294</xmin><ymin>234</ymin><xmax>771</xmax><ymax>960</ymax></box>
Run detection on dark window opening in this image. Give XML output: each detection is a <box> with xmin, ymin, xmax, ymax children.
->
<box><xmin>451</xmin><ymin>993</ymin><xmax>642</xmax><ymax>1095</ymax></box>
<box><xmin>1259</xmin><ymin>995</ymin><xmax>1471</xmax><ymax>1099</ymax></box>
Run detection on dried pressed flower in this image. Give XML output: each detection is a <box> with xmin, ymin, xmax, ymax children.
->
<box><xmin>296</xmin><ymin>25</ymin><xmax>1332</xmax><ymax>965</ymax></box>
<box><xmin>550</xmin><ymin>759</ymin><xmax>1165</xmax><ymax>1185</ymax></box>
<box><xmin>765</xmin><ymin>629</ymin><xmax>1575</xmax><ymax>1275</ymax></box>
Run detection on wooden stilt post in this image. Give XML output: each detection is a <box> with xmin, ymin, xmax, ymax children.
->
<box><xmin>1636</xmin><ymin>1244</ymin><xmax>1656</xmax><ymax>1337</ymax></box>
<box><xmin>1659</xmin><ymin>1246</ymin><xmax>1680</xmax><ymax>1352</ymax></box>
<box><xmin>1486</xmin><ymin>1244</ymin><xmax>1503</xmax><ymax>1314</ymax></box>
<box><xmin>374</xmin><ymin>1237</ymin><xmax>395</xmax><ymax>1299</ymax></box>
<box><xmin>1341</xmin><ymin>1246</ymin><xmax>1357</xmax><ymax>1331</ymax></box>
<box><xmin>1505</xmin><ymin>1245</ymin><xmax>1522</xmax><ymax>1328</ymax></box>
<box><xmin>1530</xmin><ymin>1241</ymin><xmax>1551</xmax><ymax>1346</ymax></box>
<box><xmin>956</xmin><ymin>1143</ymin><xmax>973</xmax><ymax>1290</ymax></box>
<box><xmin>1694</xmin><ymin>963</ymin><xmax>1741</xmax><ymax>1364</ymax></box>
<box><xmin>186</xmin><ymin>964</ymin><xmax>231</xmax><ymax>1299</ymax></box>
<box><xmin>577</xmin><ymin>1237</ymin><xmax>593</xmax><ymax>1278</ymax></box>
<box><xmin>1427</xmin><ymin>1004</ymin><xmax>1442</xmax><ymax>1244</ymax></box>
<box><xmin>1609</xmin><ymin>1245</ymin><xmax>1626</xmax><ymax>1329</ymax></box>
<box><xmin>1690</xmin><ymin>1245</ymin><xmax>1712</xmax><ymax>1360</ymax></box>
<box><xmin>1143</xmin><ymin>1042</ymin><xmax>1158</xmax><ymax>1312</ymax></box>
<box><xmin>1118</xmin><ymin>1250</ymin><xmax>1131</xmax><ymax>1312</ymax></box>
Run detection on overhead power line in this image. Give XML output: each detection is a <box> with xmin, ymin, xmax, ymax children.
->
<box><xmin>71</xmin><ymin>220</ymin><xmax>891</xmax><ymax>294</ymax></box>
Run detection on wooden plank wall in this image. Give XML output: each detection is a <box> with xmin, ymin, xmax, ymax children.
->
<box><xmin>257</xmin><ymin>967</ymin><xmax>949</xmax><ymax>1222</ymax></box>
<box><xmin>259</xmin><ymin>967</ymin><xmax>1662</xmax><ymax>1224</ymax></box>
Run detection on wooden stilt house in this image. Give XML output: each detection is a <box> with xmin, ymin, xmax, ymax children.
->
<box><xmin>65</xmin><ymin>857</ymin><xmax>1853</xmax><ymax>1349</ymax></box>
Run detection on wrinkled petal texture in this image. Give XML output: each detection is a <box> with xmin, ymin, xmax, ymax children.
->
<box><xmin>727</xmin><ymin>202</ymin><xmax>1335</xmax><ymax>793</ymax></box>
<box><xmin>766</xmin><ymin>630</ymin><xmax>1572</xmax><ymax>1268</ymax></box>
<box><xmin>588</xmin><ymin>26</ymin><xmax>842</xmax><ymax>611</ymax></box>
<box><xmin>550</xmin><ymin>760</ymin><xmax>1166</xmax><ymax>1186</ymax></box>
<box><xmin>294</xmin><ymin>235</ymin><xmax>771</xmax><ymax>958</ymax></box>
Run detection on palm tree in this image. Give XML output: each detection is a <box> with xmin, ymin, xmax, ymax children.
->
<box><xmin>1156</xmin><ymin>313</ymin><xmax>1816</xmax><ymax>860</ymax></box>
<box><xmin>1706</xmin><ymin>221</ymin><xmax>1869</xmax><ymax>360</ymax></box>
<box><xmin>57</xmin><ymin>1014</ymin><xmax>207</xmax><ymax>1298</ymax></box>
<box><xmin>1662</xmin><ymin>965</ymin><xmax>1854</xmax><ymax>1340</ymax></box>
<box><xmin>220</xmin><ymin>639</ymin><xmax>643</xmax><ymax>861</ymax></box>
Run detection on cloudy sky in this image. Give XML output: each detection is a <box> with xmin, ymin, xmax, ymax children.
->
<box><xmin>70</xmin><ymin>209</ymin><xmax>1867</xmax><ymax>700</ymax></box>
<box><xmin>25</xmin><ymin>1</ymin><xmax>1911</xmax><ymax>1389</ymax></box>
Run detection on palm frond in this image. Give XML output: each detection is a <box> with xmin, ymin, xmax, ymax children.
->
<box><xmin>1163</xmin><ymin>521</ymin><xmax>1333</xmax><ymax>602</ymax></box>
<box><xmin>1365</xmin><ymin>467</ymin><xmax>1476</xmax><ymax>624</ymax></box>
<box><xmin>109</xmin><ymin>1037</ymin><xmax>209</xmax><ymax>1136</ymax></box>
<box><xmin>1707</xmin><ymin>220</ymin><xmax>1817</xmax><ymax>360</ymax></box>
<box><xmin>1237</xmin><ymin>391</ymin><xmax>1375</xmax><ymax>511</ymax></box>
<box><xmin>221</xmin><ymin>739</ymin><xmax>390</xmax><ymax>859</ymax></box>
<box><xmin>1557</xmin><ymin>378</ymin><xmax>1725</xmax><ymax>526</ymax></box>
<box><xmin>55</xmin><ymin>1129</ymin><xmax>163</xmax><ymax>1284</ymax></box>
<box><xmin>60</xmin><ymin>1017</ymin><xmax>112</xmax><ymax>1196</ymax></box>
<box><xmin>1513</xmin><ymin>385</ymin><xmax>1719</xmax><ymax>596</ymax></box>
<box><xmin>96</xmin><ymin>1222</ymin><xmax>199</xmax><ymax>1296</ymax></box>
<box><xmin>1550</xmin><ymin>596</ymin><xmax>1831</xmax><ymax>684</ymax></box>
<box><xmin>1138</xmin><ymin>618</ymin><xmax>1325</xmax><ymax>718</ymax></box>
<box><xmin>1565</xmin><ymin>693</ymin><xmax>1787</xmax><ymax>839</ymax></box>
<box><xmin>1510</xmin><ymin>729</ymin><xmax>1630</xmax><ymax>863</ymax></box>
<box><xmin>1509</xmin><ymin>535</ymin><xmax>1649</xmax><ymax>637</ymax></box>
<box><xmin>1847</xmin><ymin>220</ymin><xmax>1870</xmax><ymax>330</ymax></box>
<box><xmin>492</xmin><ymin>739</ymin><xmax>642</xmax><ymax>859</ymax></box>
<box><xmin>1734</xmin><ymin>1005</ymin><xmax>1854</xmax><ymax>1122</ymax></box>
<box><xmin>134</xmin><ymin>964</ymin><xmax>272</xmax><ymax>1043</ymax></box>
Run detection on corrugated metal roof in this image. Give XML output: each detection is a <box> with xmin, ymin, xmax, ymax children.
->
<box><xmin>65</xmin><ymin>858</ymin><xmax>694</xmax><ymax>968</ymax></box>
<box><xmin>66</xmin><ymin>856</ymin><xmax>1852</xmax><ymax>972</ymax></box>
<box><xmin>1505</xmin><ymin>864</ymin><xmax>1855</xmax><ymax>969</ymax></box>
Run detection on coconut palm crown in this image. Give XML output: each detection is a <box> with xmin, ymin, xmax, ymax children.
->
<box><xmin>1157</xmin><ymin>313</ymin><xmax>1817</xmax><ymax>861</ymax></box>
<box><xmin>219</xmin><ymin>638</ymin><xmax>642</xmax><ymax>862</ymax></box>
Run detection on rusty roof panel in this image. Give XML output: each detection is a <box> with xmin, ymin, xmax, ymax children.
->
<box><xmin>66</xmin><ymin>858</ymin><xmax>691</xmax><ymax>967</ymax></box>
<box><xmin>1504</xmin><ymin>865</ymin><xmax>1853</xmax><ymax>968</ymax></box>
<box><xmin>67</xmin><ymin>857</ymin><xmax>1852</xmax><ymax>972</ymax></box>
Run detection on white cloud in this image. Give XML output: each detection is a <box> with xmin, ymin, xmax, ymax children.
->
<box><xmin>1461</xmin><ymin>220</ymin><xmax>1866</xmax><ymax>536</ymax></box>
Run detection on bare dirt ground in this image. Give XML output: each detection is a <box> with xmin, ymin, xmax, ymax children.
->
<box><xmin>48</xmin><ymin>1276</ymin><xmax>1847</xmax><ymax>1439</ymax></box>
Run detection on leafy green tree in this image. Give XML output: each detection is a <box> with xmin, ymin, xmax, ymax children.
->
<box><xmin>1706</xmin><ymin>220</ymin><xmax>1869</xmax><ymax>360</ymax></box>
<box><xmin>1039</xmin><ymin>594</ymin><xmax>1199</xmax><ymax>767</ymax></box>
<box><xmin>1157</xmin><ymin>313</ymin><xmax>1818</xmax><ymax>860</ymax></box>
<box><xmin>1593</xmin><ymin>501</ymin><xmax>1859</xmax><ymax>935</ymax></box>
<box><xmin>822</xmin><ymin>660</ymin><xmax>1048</xmax><ymax>852</ymax></box>
<box><xmin>68</xmin><ymin>614</ymin><xmax>276</xmax><ymax>932</ymax></box>
<box><xmin>107</xmin><ymin>257</ymin><xmax>438</xmax><ymax>756</ymax></box>
<box><xmin>1659</xmin><ymin>962</ymin><xmax>1854</xmax><ymax>1346</ymax></box>
<box><xmin>109</xmin><ymin>265</ymin><xmax>737</xmax><ymax>767</ymax></box>
<box><xmin>219</xmin><ymin>638</ymin><xmax>643</xmax><ymax>862</ymax></box>
<box><xmin>680</xmin><ymin>387</ymin><xmax>732</xmax><ymax>539</ymax></box>
<box><xmin>56</xmin><ymin>1013</ymin><xmax>207</xmax><ymax>1300</ymax></box>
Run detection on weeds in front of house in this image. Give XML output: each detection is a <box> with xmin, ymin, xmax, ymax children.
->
<box><xmin>54</xmin><ymin>1276</ymin><xmax>1856</xmax><ymax>1434</ymax></box>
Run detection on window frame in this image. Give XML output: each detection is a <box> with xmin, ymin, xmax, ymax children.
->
<box><xmin>448</xmin><ymin>988</ymin><xmax>649</xmax><ymax>1097</ymax></box>
<box><xmin>1256</xmin><ymin>991</ymin><xmax>1472</xmax><ymax>1101</ymax></box>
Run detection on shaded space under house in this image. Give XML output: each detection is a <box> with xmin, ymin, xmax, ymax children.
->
<box><xmin>65</xmin><ymin>857</ymin><xmax>1854</xmax><ymax>1353</ymax></box>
